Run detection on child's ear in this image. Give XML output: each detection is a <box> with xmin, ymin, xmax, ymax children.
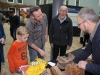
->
<box><xmin>17</xmin><ymin>35</ymin><xmax>21</xmax><ymax>38</ymax></box>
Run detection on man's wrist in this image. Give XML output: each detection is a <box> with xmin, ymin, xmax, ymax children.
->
<box><xmin>38</xmin><ymin>48</ymin><xmax>42</xmax><ymax>52</ymax></box>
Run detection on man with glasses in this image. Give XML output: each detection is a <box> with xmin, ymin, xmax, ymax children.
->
<box><xmin>26</xmin><ymin>5</ymin><xmax>48</xmax><ymax>62</ymax></box>
<box><xmin>49</xmin><ymin>5</ymin><xmax>73</xmax><ymax>60</ymax></box>
<box><xmin>73</xmin><ymin>7</ymin><xmax>100</xmax><ymax>75</ymax></box>
<box><xmin>78</xmin><ymin>20</ymin><xmax>86</xmax><ymax>26</ymax></box>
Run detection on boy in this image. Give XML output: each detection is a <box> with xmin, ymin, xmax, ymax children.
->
<box><xmin>8</xmin><ymin>26</ymin><xmax>29</xmax><ymax>74</ymax></box>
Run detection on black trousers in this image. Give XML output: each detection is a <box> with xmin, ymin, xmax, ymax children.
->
<box><xmin>10</xmin><ymin>28</ymin><xmax>17</xmax><ymax>41</ymax></box>
<box><xmin>52</xmin><ymin>44</ymin><xmax>67</xmax><ymax>60</ymax></box>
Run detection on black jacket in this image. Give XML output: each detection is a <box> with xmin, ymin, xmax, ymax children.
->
<box><xmin>9</xmin><ymin>15</ymin><xmax>20</xmax><ymax>28</ymax></box>
<box><xmin>49</xmin><ymin>15</ymin><xmax>73</xmax><ymax>46</ymax></box>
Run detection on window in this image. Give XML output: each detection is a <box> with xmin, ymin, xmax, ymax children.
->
<box><xmin>44</xmin><ymin>0</ymin><xmax>46</xmax><ymax>4</ymax></box>
<box><xmin>7</xmin><ymin>0</ymin><xmax>14</xmax><ymax>3</ymax></box>
<box><xmin>17</xmin><ymin>0</ymin><xmax>23</xmax><ymax>4</ymax></box>
<box><xmin>46</xmin><ymin>0</ymin><xmax>53</xmax><ymax>4</ymax></box>
<box><xmin>99</xmin><ymin>0</ymin><xmax>100</xmax><ymax>6</ymax></box>
<box><xmin>66</xmin><ymin>0</ymin><xmax>69</xmax><ymax>5</ymax></box>
<box><xmin>76</xmin><ymin>0</ymin><xmax>79</xmax><ymax>6</ymax></box>
<box><xmin>8</xmin><ymin>7</ymin><xmax>16</xmax><ymax>14</ymax></box>
<box><xmin>36</xmin><ymin>0</ymin><xmax>40</xmax><ymax>5</ymax></box>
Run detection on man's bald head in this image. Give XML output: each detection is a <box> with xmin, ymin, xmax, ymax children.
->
<box><xmin>59</xmin><ymin>5</ymin><xmax>68</xmax><ymax>11</ymax></box>
<box><xmin>58</xmin><ymin>5</ymin><xmax>68</xmax><ymax>20</ymax></box>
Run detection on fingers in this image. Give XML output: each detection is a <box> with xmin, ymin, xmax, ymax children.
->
<box><xmin>77</xmin><ymin>61</ymin><xmax>87</xmax><ymax>69</ymax></box>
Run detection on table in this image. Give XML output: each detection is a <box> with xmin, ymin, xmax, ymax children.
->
<box><xmin>47</xmin><ymin>48</ymin><xmax>95</xmax><ymax>75</ymax></box>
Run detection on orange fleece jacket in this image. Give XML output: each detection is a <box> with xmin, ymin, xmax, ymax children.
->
<box><xmin>8</xmin><ymin>40</ymin><xmax>28</xmax><ymax>73</ymax></box>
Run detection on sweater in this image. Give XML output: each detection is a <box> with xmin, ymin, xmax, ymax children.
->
<box><xmin>74</xmin><ymin>23</ymin><xmax>100</xmax><ymax>75</ymax></box>
<box><xmin>8</xmin><ymin>40</ymin><xmax>28</xmax><ymax>73</ymax></box>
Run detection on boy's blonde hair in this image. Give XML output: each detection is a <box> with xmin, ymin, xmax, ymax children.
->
<box><xmin>16</xmin><ymin>26</ymin><xmax>29</xmax><ymax>35</ymax></box>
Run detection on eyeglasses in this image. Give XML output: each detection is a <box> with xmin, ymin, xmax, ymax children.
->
<box><xmin>77</xmin><ymin>21</ymin><xmax>86</xmax><ymax>26</ymax></box>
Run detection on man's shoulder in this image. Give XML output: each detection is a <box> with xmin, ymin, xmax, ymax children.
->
<box><xmin>52</xmin><ymin>15</ymin><xmax>58</xmax><ymax>20</ymax></box>
<box><xmin>96</xmin><ymin>24</ymin><xmax>100</xmax><ymax>33</ymax></box>
<box><xmin>66</xmin><ymin>16</ymin><xmax>72</xmax><ymax>21</ymax></box>
<box><xmin>14</xmin><ymin>15</ymin><xmax>19</xmax><ymax>19</ymax></box>
<box><xmin>26</xmin><ymin>19</ymin><xmax>32</xmax><ymax>29</ymax></box>
<box><xmin>43</xmin><ymin>13</ymin><xmax>46</xmax><ymax>17</ymax></box>
<box><xmin>43</xmin><ymin>13</ymin><xmax>47</xmax><ymax>20</ymax></box>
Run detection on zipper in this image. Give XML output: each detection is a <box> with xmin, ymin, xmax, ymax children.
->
<box><xmin>59</xmin><ymin>25</ymin><xmax>61</xmax><ymax>45</ymax></box>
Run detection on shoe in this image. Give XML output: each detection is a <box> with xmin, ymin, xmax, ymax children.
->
<box><xmin>82</xmin><ymin>47</ymin><xmax>85</xmax><ymax>49</ymax></box>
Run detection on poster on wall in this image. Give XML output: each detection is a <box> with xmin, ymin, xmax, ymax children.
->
<box><xmin>68</xmin><ymin>13</ymin><xmax>78</xmax><ymax>26</ymax></box>
<box><xmin>67</xmin><ymin>6</ymin><xmax>83</xmax><ymax>26</ymax></box>
<box><xmin>19</xmin><ymin>7</ymin><xmax>30</xmax><ymax>25</ymax></box>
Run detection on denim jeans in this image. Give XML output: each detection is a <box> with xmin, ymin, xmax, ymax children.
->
<box><xmin>28</xmin><ymin>46</ymin><xmax>45</xmax><ymax>62</ymax></box>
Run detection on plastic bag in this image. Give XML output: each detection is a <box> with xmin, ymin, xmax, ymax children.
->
<box><xmin>25</xmin><ymin>58</ymin><xmax>47</xmax><ymax>75</ymax></box>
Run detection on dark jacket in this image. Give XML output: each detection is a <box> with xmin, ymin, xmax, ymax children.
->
<box><xmin>49</xmin><ymin>15</ymin><xmax>73</xmax><ymax>46</ymax></box>
<box><xmin>9</xmin><ymin>15</ymin><xmax>20</xmax><ymax>28</ymax></box>
<box><xmin>0</xmin><ymin>22</ymin><xmax>6</xmax><ymax>39</ymax></box>
<box><xmin>74</xmin><ymin>23</ymin><xmax>100</xmax><ymax>75</ymax></box>
<box><xmin>0</xmin><ymin>22</ymin><xmax>6</xmax><ymax>63</ymax></box>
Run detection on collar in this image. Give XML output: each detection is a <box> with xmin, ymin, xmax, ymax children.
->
<box><xmin>58</xmin><ymin>15</ymin><xmax>67</xmax><ymax>23</ymax></box>
<box><xmin>90</xmin><ymin>20</ymin><xmax>100</xmax><ymax>42</ymax></box>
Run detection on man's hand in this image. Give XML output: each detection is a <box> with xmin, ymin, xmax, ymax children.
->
<box><xmin>78</xmin><ymin>60</ymin><xmax>88</xmax><ymax>69</ymax></box>
<box><xmin>8</xmin><ymin>22</ymin><xmax>10</xmax><ymax>25</ymax></box>
<box><xmin>39</xmin><ymin>49</ymin><xmax>46</xmax><ymax>57</ymax></box>
<box><xmin>66</xmin><ymin>46</ymin><xmax>70</xmax><ymax>50</ymax></box>
<box><xmin>0</xmin><ymin>38</ymin><xmax>5</xmax><ymax>44</ymax></box>
<box><xmin>50</xmin><ymin>43</ymin><xmax>53</xmax><ymax>48</ymax></box>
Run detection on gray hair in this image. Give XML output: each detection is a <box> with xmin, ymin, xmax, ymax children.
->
<box><xmin>78</xmin><ymin>7</ymin><xmax>99</xmax><ymax>23</ymax></box>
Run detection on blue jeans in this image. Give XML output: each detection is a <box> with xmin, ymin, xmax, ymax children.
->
<box><xmin>28</xmin><ymin>46</ymin><xmax>45</xmax><ymax>62</ymax></box>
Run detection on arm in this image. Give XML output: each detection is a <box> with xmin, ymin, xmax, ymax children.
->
<box><xmin>29</xmin><ymin>42</ymin><xmax>46</xmax><ymax>57</ymax></box>
<box><xmin>8</xmin><ymin>16</ymin><xmax>11</xmax><ymax>24</ymax></box>
<box><xmin>86</xmin><ymin>63</ymin><xmax>100</xmax><ymax>75</ymax></box>
<box><xmin>84</xmin><ymin>39</ymin><xmax>100</xmax><ymax>75</ymax></box>
<box><xmin>49</xmin><ymin>19</ymin><xmax>54</xmax><ymax>48</ymax></box>
<box><xmin>73</xmin><ymin>40</ymin><xmax>92</xmax><ymax>63</ymax></box>
<box><xmin>78</xmin><ymin>60</ymin><xmax>100</xmax><ymax>75</ymax></box>
<box><xmin>67</xmin><ymin>19</ymin><xmax>73</xmax><ymax>47</ymax></box>
<box><xmin>26</xmin><ymin>26</ymin><xmax>46</xmax><ymax>57</ymax></box>
<box><xmin>49</xmin><ymin>19</ymin><xmax>54</xmax><ymax>44</ymax></box>
<box><xmin>45</xmin><ymin>26</ymin><xmax>48</xmax><ymax>42</ymax></box>
<box><xmin>8</xmin><ymin>44</ymin><xmax>16</xmax><ymax>73</ymax></box>
<box><xmin>0</xmin><ymin>23</ymin><xmax>6</xmax><ymax>44</ymax></box>
<box><xmin>1</xmin><ymin>23</ymin><xmax>6</xmax><ymax>39</ymax></box>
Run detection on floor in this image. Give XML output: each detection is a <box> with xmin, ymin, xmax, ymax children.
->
<box><xmin>0</xmin><ymin>23</ymin><xmax>83</xmax><ymax>75</ymax></box>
